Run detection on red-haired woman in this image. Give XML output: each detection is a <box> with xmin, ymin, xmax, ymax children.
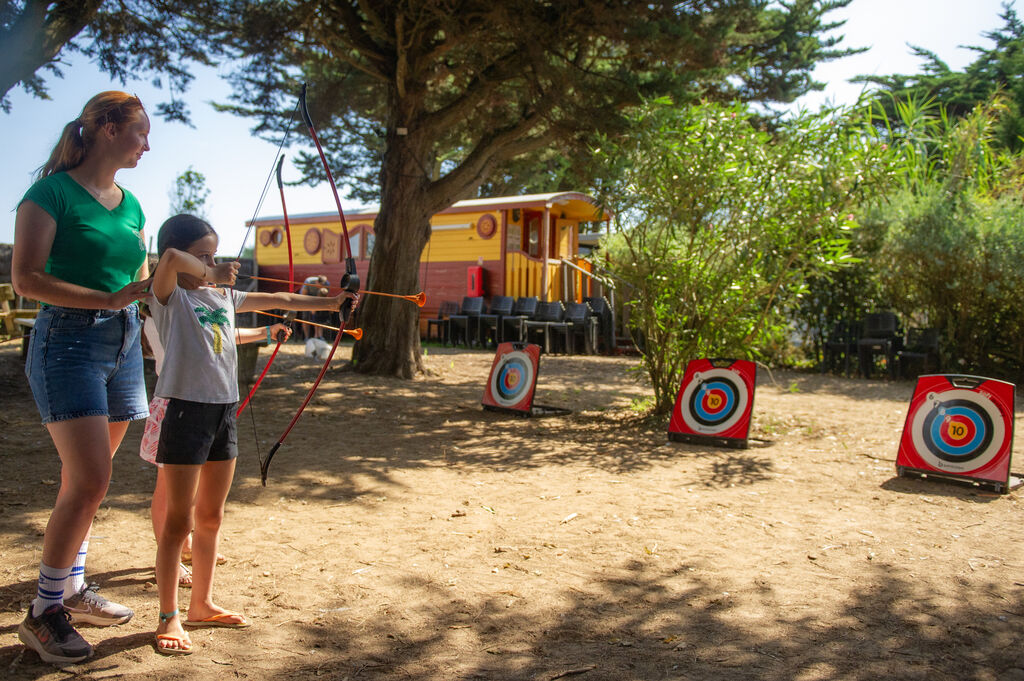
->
<box><xmin>12</xmin><ymin>91</ymin><xmax>152</xmax><ymax>665</ymax></box>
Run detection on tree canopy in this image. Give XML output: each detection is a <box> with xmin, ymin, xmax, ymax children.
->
<box><xmin>856</xmin><ymin>2</ymin><xmax>1024</xmax><ymax>151</ymax></box>
<box><xmin>200</xmin><ymin>0</ymin><xmax>857</xmax><ymax>377</ymax></box>
<box><xmin>0</xmin><ymin>0</ymin><xmax>220</xmax><ymax>121</ymax></box>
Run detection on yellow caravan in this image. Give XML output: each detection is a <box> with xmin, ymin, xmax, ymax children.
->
<box><xmin>250</xmin><ymin>192</ymin><xmax>610</xmax><ymax>328</ymax></box>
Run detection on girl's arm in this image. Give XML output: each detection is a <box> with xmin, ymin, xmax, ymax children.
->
<box><xmin>13</xmin><ymin>200</ymin><xmax>151</xmax><ymax>309</ymax></box>
<box><xmin>234</xmin><ymin>323</ymin><xmax>292</xmax><ymax>345</ymax></box>
<box><xmin>237</xmin><ymin>290</ymin><xmax>356</xmax><ymax>314</ymax></box>
<box><xmin>151</xmin><ymin>249</ymin><xmax>238</xmax><ymax>305</ymax></box>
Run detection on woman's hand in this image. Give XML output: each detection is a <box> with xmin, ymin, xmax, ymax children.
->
<box><xmin>269</xmin><ymin>323</ymin><xmax>292</xmax><ymax>343</ymax></box>
<box><xmin>106</xmin><ymin>277</ymin><xmax>153</xmax><ymax>309</ymax></box>
<box><xmin>208</xmin><ymin>261</ymin><xmax>240</xmax><ymax>286</ymax></box>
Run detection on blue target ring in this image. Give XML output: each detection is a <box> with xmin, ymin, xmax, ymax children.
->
<box><xmin>921</xmin><ymin>398</ymin><xmax>993</xmax><ymax>463</ymax></box>
<box><xmin>688</xmin><ymin>377</ymin><xmax>740</xmax><ymax>428</ymax></box>
<box><xmin>497</xmin><ymin>360</ymin><xmax>528</xmax><ymax>401</ymax></box>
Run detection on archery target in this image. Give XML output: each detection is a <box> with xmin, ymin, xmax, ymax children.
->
<box><xmin>669</xmin><ymin>358</ymin><xmax>757</xmax><ymax>447</ymax></box>
<box><xmin>897</xmin><ymin>375</ymin><xmax>1014</xmax><ymax>485</ymax></box>
<box><xmin>482</xmin><ymin>342</ymin><xmax>540</xmax><ymax>413</ymax></box>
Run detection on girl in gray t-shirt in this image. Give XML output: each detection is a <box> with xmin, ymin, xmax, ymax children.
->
<box><xmin>147</xmin><ymin>214</ymin><xmax>356</xmax><ymax>656</ymax></box>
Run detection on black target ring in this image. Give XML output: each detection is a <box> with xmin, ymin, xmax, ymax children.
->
<box><xmin>910</xmin><ymin>389</ymin><xmax>1005</xmax><ymax>473</ymax></box>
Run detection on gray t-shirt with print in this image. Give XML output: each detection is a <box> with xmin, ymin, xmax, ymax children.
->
<box><xmin>150</xmin><ymin>286</ymin><xmax>247</xmax><ymax>403</ymax></box>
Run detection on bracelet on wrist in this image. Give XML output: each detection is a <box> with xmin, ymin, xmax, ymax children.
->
<box><xmin>266</xmin><ymin>325</ymin><xmax>272</xmax><ymax>343</ymax></box>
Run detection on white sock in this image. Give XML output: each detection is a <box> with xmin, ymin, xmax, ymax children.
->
<box><xmin>67</xmin><ymin>539</ymin><xmax>88</xmax><ymax>595</ymax></box>
<box><xmin>32</xmin><ymin>562</ymin><xmax>71</xmax><ymax>617</ymax></box>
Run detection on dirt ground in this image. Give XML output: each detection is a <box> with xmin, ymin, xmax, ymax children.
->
<box><xmin>0</xmin><ymin>340</ymin><xmax>1022</xmax><ymax>681</ymax></box>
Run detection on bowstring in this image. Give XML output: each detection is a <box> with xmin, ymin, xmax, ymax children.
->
<box><xmin>238</xmin><ymin>96</ymin><xmax>302</xmax><ymax>471</ymax></box>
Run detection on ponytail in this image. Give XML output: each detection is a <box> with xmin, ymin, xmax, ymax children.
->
<box><xmin>36</xmin><ymin>91</ymin><xmax>145</xmax><ymax>179</ymax></box>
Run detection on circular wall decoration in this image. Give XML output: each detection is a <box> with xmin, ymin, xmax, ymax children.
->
<box><xmin>304</xmin><ymin>227</ymin><xmax>322</xmax><ymax>255</ymax></box>
<box><xmin>488</xmin><ymin>349</ymin><xmax>535</xmax><ymax>408</ymax></box>
<box><xmin>270</xmin><ymin>228</ymin><xmax>284</xmax><ymax>247</ymax></box>
<box><xmin>259</xmin><ymin>229</ymin><xmax>272</xmax><ymax>246</ymax></box>
<box><xmin>476</xmin><ymin>213</ymin><xmax>497</xmax><ymax>240</ymax></box>
<box><xmin>909</xmin><ymin>389</ymin><xmax>1003</xmax><ymax>473</ymax></box>
<box><xmin>678</xmin><ymin>368</ymin><xmax>749</xmax><ymax>435</ymax></box>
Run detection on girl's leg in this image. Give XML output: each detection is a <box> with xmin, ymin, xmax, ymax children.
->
<box><xmin>152</xmin><ymin>468</ymin><xmax>192</xmax><ymax>586</ymax></box>
<box><xmin>186</xmin><ymin>458</ymin><xmax>244</xmax><ymax>623</ymax></box>
<box><xmin>155</xmin><ymin>464</ymin><xmax>201</xmax><ymax>653</ymax></box>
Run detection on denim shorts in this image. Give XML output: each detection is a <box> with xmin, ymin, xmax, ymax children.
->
<box><xmin>25</xmin><ymin>304</ymin><xmax>149</xmax><ymax>424</ymax></box>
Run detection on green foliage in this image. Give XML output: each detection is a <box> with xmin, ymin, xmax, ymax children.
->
<box><xmin>0</xmin><ymin>1</ymin><xmax>221</xmax><ymax>121</ymax></box>
<box><xmin>804</xmin><ymin>92</ymin><xmax>1024</xmax><ymax>381</ymax></box>
<box><xmin>593</xmin><ymin>99</ymin><xmax>898</xmax><ymax>413</ymax></box>
<box><xmin>208</xmin><ymin>1</ymin><xmax>859</xmax><ymax>205</ymax></box>
<box><xmin>168</xmin><ymin>166</ymin><xmax>210</xmax><ymax>218</ymax></box>
<box><xmin>857</xmin><ymin>4</ymin><xmax>1024</xmax><ymax>152</ymax></box>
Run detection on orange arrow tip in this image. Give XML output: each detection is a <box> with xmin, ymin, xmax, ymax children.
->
<box><xmin>413</xmin><ymin>291</ymin><xmax>426</xmax><ymax>307</ymax></box>
<box><xmin>345</xmin><ymin>328</ymin><xmax>363</xmax><ymax>340</ymax></box>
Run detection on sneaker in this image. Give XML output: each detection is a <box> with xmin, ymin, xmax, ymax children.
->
<box><xmin>63</xmin><ymin>583</ymin><xmax>133</xmax><ymax>626</ymax></box>
<box><xmin>18</xmin><ymin>603</ymin><xmax>93</xmax><ymax>665</ymax></box>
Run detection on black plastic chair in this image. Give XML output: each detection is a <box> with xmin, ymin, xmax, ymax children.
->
<box><xmin>565</xmin><ymin>302</ymin><xmax>598</xmax><ymax>354</ymax></box>
<box><xmin>426</xmin><ymin>300</ymin><xmax>460</xmax><ymax>345</ymax></box>
<box><xmin>448</xmin><ymin>296</ymin><xmax>485</xmax><ymax>347</ymax></box>
<box><xmin>501</xmin><ymin>296</ymin><xmax>538</xmax><ymax>344</ymax></box>
<box><xmin>898</xmin><ymin>327</ymin><xmax>941</xmax><ymax>379</ymax></box>
<box><xmin>583</xmin><ymin>295</ymin><xmax>614</xmax><ymax>354</ymax></box>
<box><xmin>858</xmin><ymin>312</ymin><xmax>902</xmax><ymax>379</ymax></box>
<box><xmin>821</xmin><ymin>320</ymin><xmax>862</xmax><ymax>377</ymax></box>
<box><xmin>478</xmin><ymin>296</ymin><xmax>515</xmax><ymax>348</ymax></box>
<box><xmin>525</xmin><ymin>301</ymin><xmax>570</xmax><ymax>354</ymax></box>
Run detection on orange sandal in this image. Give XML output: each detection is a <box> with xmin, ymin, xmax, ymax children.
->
<box><xmin>155</xmin><ymin>633</ymin><xmax>193</xmax><ymax>656</ymax></box>
<box><xmin>183</xmin><ymin>612</ymin><xmax>250</xmax><ymax>629</ymax></box>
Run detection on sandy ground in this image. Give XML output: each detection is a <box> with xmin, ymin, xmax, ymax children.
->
<box><xmin>0</xmin><ymin>341</ymin><xmax>1022</xmax><ymax>681</ymax></box>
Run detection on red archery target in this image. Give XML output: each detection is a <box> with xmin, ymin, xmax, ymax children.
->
<box><xmin>482</xmin><ymin>343</ymin><xmax>540</xmax><ymax>413</ymax></box>
<box><xmin>668</xmin><ymin>358</ymin><xmax>757</xmax><ymax>448</ymax></box>
<box><xmin>897</xmin><ymin>374</ymin><xmax>1015</xmax><ymax>490</ymax></box>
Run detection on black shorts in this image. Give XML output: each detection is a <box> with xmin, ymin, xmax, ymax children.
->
<box><xmin>156</xmin><ymin>398</ymin><xmax>239</xmax><ymax>465</ymax></box>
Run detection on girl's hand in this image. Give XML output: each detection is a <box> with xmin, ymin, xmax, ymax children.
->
<box><xmin>209</xmin><ymin>261</ymin><xmax>240</xmax><ymax>285</ymax></box>
<box><xmin>329</xmin><ymin>291</ymin><xmax>359</xmax><ymax>311</ymax></box>
<box><xmin>107</xmin><ymin>277</ymin><xmax>153</xmax><ymax>309</ymax></box>
<box><xmin>269</xmin><ymin>323</ymin><xmax>292</xmax><ymax>343</ymax></box>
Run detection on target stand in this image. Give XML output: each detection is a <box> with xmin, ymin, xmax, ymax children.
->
<box><xmin>482</xmin><ymin>342</ymin><xmax>572</xmax><ymax>418</ymax></box>
<box><xmin>896</xmin><ymin>374</ymin><xmax>1022</xmax><ymax>494</ymax></box>
<box><xmin>668</xmin><ymin>358</ymin><xmax>757</xmax><ymax>449</ymax></box>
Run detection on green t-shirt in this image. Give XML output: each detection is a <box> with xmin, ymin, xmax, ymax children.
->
<box><xmin>20</xmin><ymin>172</ymin><xmax>147</xmax><ymax>294</ymax></box>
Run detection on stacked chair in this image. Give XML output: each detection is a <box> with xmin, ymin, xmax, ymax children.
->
<box><xmin>525</xmin><ymin>301</ymin><xmax>571</xmax><ymax>354</ymax></box>
<box><xmin>565</xmin><ymin>301</ymin><xmax>598</xmax><ymax>354</ymax></box>
<box><xmin>448</xmin><ymin>296</ymin><xmax>485</xmax><ymax>347</ymax></box>
<box><xmin>583</xmin><ymin>296</ymin><xmax>614</xmax><ymax>354</ymax></box>
<box><xmin>426</xmin><ymin>300</ymin><xmax>460</xmax><ymax>345</ymax></box>
<box><xmin>501</xmin><ymin>296</ymin><xmax>539</xmax><ymax>344</ymax></box>
<box><xmin>477</xmin><ymin>296</ymin><xmax>515</xmax><ymax>349</ymax></box>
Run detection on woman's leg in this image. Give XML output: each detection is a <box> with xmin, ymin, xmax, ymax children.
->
<box><xmin>41</xmin><ymin>417</ymin><xmax>119</xmax><ymax>571</ymax></box>
<box><xmin>155</xmin><ymin>464</ymin><xmax>201</xmax><ymax>653</ymax></box>
<box><xmin>186</xmin><ymin>458</ymin><xmax>243</xmax><ymax>623</ymax></box>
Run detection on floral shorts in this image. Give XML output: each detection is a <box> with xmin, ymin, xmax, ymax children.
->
<box><xmin>139</xmin><ymin>396</ymin><xmax>169</xmax><ymax>465</ymax></box>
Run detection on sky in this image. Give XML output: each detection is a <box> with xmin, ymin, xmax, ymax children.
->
<box><xmin>0</xmin><ymin>0</ymin><xmax>1014</xmax><ymax>257</ymax></box>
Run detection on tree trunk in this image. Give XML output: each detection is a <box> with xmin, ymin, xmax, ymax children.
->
<box><xmin>351</xmin><ymin>134</ymin><xmax>434</xmax><ymax>378</ymax></box>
